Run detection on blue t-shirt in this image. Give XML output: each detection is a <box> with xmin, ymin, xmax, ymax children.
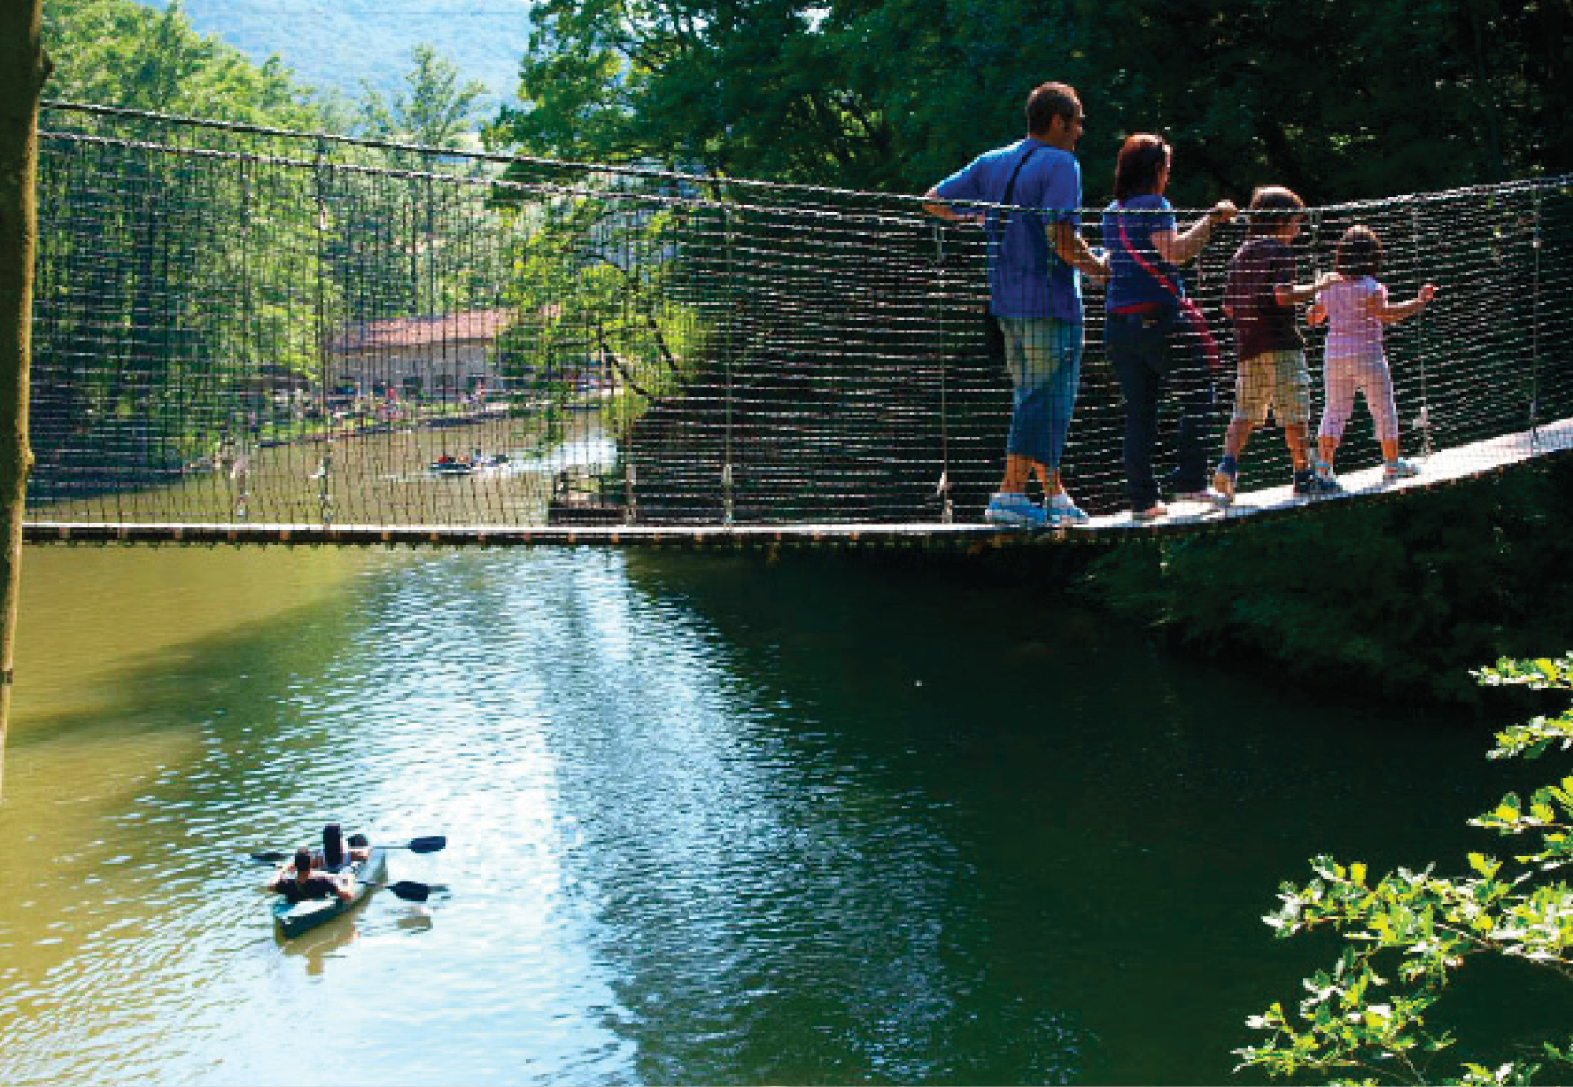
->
<box><xmin>1102</xmin><ymin>195</ymin><xmax>1181</xmax><ymax>312</ymax></box>
<box><xmin>933</xmin><ymin>138</ymin><xmax>1084</xmax><ymax>323</ymax></box>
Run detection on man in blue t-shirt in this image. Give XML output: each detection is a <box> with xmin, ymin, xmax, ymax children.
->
<box><xmin>924</xmin><ymin>81</ymin><xmax>1110</xmax><ymax>529</ymax></box>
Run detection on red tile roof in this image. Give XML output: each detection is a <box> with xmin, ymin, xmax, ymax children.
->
<box><xmin>331</xmin><ymin>308</ymin><xmax>514</xmax><ymax>352</ymax></box>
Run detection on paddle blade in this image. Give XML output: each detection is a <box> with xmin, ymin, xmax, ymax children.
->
<box><xmin>250</xmin><ymin>851</ymin><xmax>290</xmax><ymax>864</ymax></box>
<box><xmin>387</xmin><ymin>880</ymin><xmax>431</xmax><ymax>903</ymax></box>
<box><xmin>405</xmin><ymin>836</ymin><xmax>446</xmax><ymax>854</ymax></box>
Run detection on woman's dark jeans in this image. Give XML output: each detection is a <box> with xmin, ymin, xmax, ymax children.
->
<box><xmin>1105</xmin><ymin>309</ymin><xmax>1217</xmax><ymax>511</ymax></box>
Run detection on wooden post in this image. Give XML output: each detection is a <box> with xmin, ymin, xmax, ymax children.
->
<box><xmin>0</xmin><ymin>0</ymin><xmax>47</xmax><ymax>801</ymax></box>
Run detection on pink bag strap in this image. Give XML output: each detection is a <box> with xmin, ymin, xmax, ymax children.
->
<box><xmin>1113</xmin><ymin>201</ymin><xmax>1186</xmax><ymax>300</ymax></box>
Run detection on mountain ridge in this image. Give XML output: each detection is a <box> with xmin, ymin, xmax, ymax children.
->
<box><xmin>138</xmin><ymin>0</ymin><xmax>532</xmax><ymax>110</ymax></box>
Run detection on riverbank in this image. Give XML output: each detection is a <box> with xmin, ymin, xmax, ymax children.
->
<box><xmin>801</xmin><ymin>456</ymin><xmax>1573</xmax><ymax>706</ymax></box>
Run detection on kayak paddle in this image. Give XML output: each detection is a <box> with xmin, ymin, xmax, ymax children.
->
<box><xmin>250</xmin><ymin>835</ymin><xmax>446</xmax><ymax>864</ymax></box>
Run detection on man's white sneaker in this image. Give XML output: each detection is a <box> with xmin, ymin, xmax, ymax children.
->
<box><xmin>984</xmin><ymin>492</ymin><xmax>1048</xmax><ymax>528</ymax></box>
<box><xmin>1049</xmin><ymin>492</ymin><xmax>1090</xmax><ymax>523</ymax></box>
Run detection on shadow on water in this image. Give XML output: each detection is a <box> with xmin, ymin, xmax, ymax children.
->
<box><xmin>611</xmin><ymin>550</ymin><xmax>1555</xmax><ymax>1084</ymax></box>
<box><xmin>0</xmin><ymin>544</ymin><xmax>1554</xmax><ymax>1085</ymax></box>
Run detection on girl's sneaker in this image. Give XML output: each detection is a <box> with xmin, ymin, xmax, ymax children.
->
<box><xmin>1293</xmin><ymin>467</ymin><xmax>1342</xmax><ymax>496</ymax></box>
<box><xmin>1384</xmin><ymin>458</ymin><xmax>1421</xmax><ymax>482</ymax></box>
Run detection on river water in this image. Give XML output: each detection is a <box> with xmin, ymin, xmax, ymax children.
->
<box><xmin>0</xmin><ymin>544</ymin><xmax>1530</xmax><ymax>1085</ymax></box>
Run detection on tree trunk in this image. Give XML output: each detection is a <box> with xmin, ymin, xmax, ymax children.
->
<box><xmin>0</xmin><ymin>0</ymin><xmax>46</xmax><ymax>801</ymax></box>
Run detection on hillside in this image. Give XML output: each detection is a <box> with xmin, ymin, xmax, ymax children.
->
<box><xmin>138</xmin><ymin>0</ymin><xmax>531</xmax><ymax>109</ymax></box>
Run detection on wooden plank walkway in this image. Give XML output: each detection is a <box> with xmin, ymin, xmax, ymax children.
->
<box><xmin>1067</xmin><ymin>414</ymin><xmax>1573</xmax><ymax>538</ymax></box>
<box><xmin>23</xmin><ymin>416</ymin><xmax>1573</xmax><ymax>550</ymax></box>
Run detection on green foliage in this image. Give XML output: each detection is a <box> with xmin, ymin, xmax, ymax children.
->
<box><xmin>488</xmin><ymin>0</ymin><xmax>1572</xmax><ymax>201</ymax></box>
<box><xmin>34</xmin><ymin>4</ymin><xmax>526</xmax><ymax>486</ymax></box>
<box><xmin>34</xmin><ymin>1</ymin><xmax>338</xmax><ymax>482</ymax></box>
<box><xmin>1237</xmin><ymin>654</ymin><xmax>1573</xmax><ymax>1085</ymax></box>
<box><xmin>358</xmin><ymin>44</ymin><xmax>488</xmax><ymax>149</ymax></box>
<box><xmin>43</xmin><ymin>0</ymin><xmax>324</xmax><ymax>127</ymax></box>
<box><xmin>495</xmin><ymin>193</ymin><xmax>711</xmax><ymax>446</ymax></box>
<box><xmin>1077</xmin><ymin>458</ymin><xmax>1573</xmax><ymax>703</ymax></box>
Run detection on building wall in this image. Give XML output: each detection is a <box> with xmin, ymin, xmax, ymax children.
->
<box><xmin>329</xmin><ymin>341</ymin><xmax>502</xmax><ymax>398</ymax></box>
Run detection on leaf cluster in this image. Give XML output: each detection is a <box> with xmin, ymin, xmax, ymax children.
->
<box><xmin>1237</xmin><ymin>655</ymin><xmax>1573</xmax><ymax>1085</ymax></box>
<box><xmin>487</xmin><ymin>0</ymin><xmax>1573</xmax><ymax>201</ymax></box>
<box><xmin>42</xmin><ymin>0</ymin><xmax>327</xmax><ymax>128</ymax></box>
<box><xmin>358</xmin><ymin>43</ymin><xmax>489</xmax><ymax>150</ymax></box>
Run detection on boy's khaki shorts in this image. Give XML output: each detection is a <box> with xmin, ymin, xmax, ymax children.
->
<box><xmin>1232</xmin><ymin>349</ymin><xmax>1311</xmax><ymax>427</ymax></box>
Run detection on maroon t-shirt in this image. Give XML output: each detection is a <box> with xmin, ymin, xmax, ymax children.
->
<box><xmin>1224</xmin><ymin>237</ymin><xmax>1304</xmax><ymax>361</ymax></box>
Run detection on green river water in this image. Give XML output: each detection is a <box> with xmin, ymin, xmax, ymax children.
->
<box><xmin>0</xmin><ymin>543</ymin><xmax>1545</xmax><ymax>1085</ymax></box>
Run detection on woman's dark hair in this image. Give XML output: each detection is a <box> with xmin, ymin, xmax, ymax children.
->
<box><xmin>1025</xmin><ymin>82</ymin><xmax>1079</xmax><ymax>136</ymax></box>
<box><xmin>1335</xmin><ymin>224</ymin><xmax>1383</xmax><ymax>277</ymax></box>
<box><xmin>1112</xmin><ymin>134</ymin><xmax>1170</xmax><ymax>201</ymax></box>
<box><xmin>1247</xmin><ymin>185</ymin><xmax>1305</xmax><ymax>237</ymax></box>
<box><xmin>293</xmin><ymin>848</ymin><xmax>313</xmax><ymax>872</ymax></box>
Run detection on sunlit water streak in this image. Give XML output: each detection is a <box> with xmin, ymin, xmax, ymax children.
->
<box><xmin>0</xmin><ymin>545</ymin><xmax>1535</xmax><ymax>1085</ymax></box>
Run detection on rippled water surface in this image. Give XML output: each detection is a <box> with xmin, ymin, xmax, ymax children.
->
<box><xmin>0</xmin><ymin>545</ymin><xmax>1522</xmax><ymax>1084</ymax></box>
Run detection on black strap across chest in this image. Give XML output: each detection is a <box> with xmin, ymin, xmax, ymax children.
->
<box><xmin>1002</xmin><ymin>143</ymin><xmax>1042</xmax><ymax>206</ymax></box>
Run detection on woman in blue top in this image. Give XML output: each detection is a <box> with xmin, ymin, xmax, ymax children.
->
<box><xmin>1101</xmin><ymin>134</ymin><xmax>1236</xmax><ymax>521</ymax></box>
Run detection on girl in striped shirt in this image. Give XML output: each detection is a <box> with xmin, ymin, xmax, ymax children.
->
<box><xmin>1309</xmin><ymin>224</ymin><xmax>1437</xmax><ymax>483</ymax></box>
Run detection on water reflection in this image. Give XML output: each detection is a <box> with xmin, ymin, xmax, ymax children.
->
<box><xmin>0</xmin><ymin>545</ymin><xmax>1509</xmax><ymax>1086</ymax></box>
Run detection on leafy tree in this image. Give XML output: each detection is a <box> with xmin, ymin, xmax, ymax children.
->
<box><xmin>42</xmin><ymin>0</ymin><xmax>321</xmax><ymax>127</ymax></box>
<box><xmin>489</xmin><ymin>0</ymin><xmax>1573</xmax><ymax>201</ymax></box>
<box><xmin>33</xmin><ymin>0</ymin><xmax>335</xmax><ymax>486</ymax></box>
<box><xmin>487</xmin><ymin>0</ymin><xmax>1070</xmax><ymax>190</ymax></box>
<box><xmin>494</xmin><ymin>188</ymin><xmax>712</xmax><ymax>449</ymax></box>
<box><xmin>1237</xmin><ymin>653</ymin><xmax>1573</xmax><ymax>1085</ymax></box>
<box><xmin>359</xmin><ymin>44</ymin><xmax>488</xmax><ymax>149</ymax></box>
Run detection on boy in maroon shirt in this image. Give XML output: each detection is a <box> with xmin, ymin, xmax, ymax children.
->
<box><xmin>1215</xmin><ymin>186</ymin><xmax>1337</xmax><ymax>500</ymax></box>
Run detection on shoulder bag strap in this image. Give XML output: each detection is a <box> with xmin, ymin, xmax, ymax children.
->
<box><xmin>987</xmin><ymin>143</ymin><xmax>1043</xmax><ymax>244</ymax></box>
<box><xmin>1114</xmin><ymin>202</ymin><xmax>1222</xmax><ymax>369</ymax></box>
<box><xmin>1113</xmin><ymin>201</ymin><xmax>1184</xmax><ymax>300</ymax></box>
<box><xmin>1002</xmin><ymin>143</ymin><xmax>1042</xmax><ymax>206</ymax></box>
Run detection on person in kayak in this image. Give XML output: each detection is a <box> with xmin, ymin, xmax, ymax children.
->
<box><xmin>270</xmin><ymin>847</ymin><xmax>354</xmax><ymax>904</ymax></box>
<box><xmin>320</xmin><ymin>824</ymin><xmax>372</xmax><ymax>869</ymax></box>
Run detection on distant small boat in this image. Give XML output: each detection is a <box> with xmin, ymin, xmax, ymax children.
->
<box><xmin>429</xmin><ymin>454</ymin><xmax>508</xmax><ymax>475</ymax></box>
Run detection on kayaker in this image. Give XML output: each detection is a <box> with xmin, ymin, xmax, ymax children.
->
<box><xmin>321</xmin><ymin>824</ymin><xmax>372</xmax><ymax>869</ymax></box>
<box><xmin>270</xmin><ymin>848</ymin><xmax>353</xmax><ymax>904</ymax></box>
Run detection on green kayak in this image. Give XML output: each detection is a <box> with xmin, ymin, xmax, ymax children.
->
<box><xmin>272</xmin><ymin>847</ymin><xmax>388</xmax><ymax>939</ymax></box>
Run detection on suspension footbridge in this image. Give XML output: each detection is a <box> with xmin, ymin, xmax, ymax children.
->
<box><xmin>23</xmin><ymin>104</ymin><xmax>1573</xmax><ymax>549</ymax></box>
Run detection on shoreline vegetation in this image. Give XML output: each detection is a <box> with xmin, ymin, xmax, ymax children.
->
<box><xmin>845</xmin><ymin>455</ymin><xmax>1573</xmax><ymax>708</ymax></box>
<box><xmin>1070</xmin><ymin>456</ymin><xmax>1573</xmax><ymax>705</ymax></box>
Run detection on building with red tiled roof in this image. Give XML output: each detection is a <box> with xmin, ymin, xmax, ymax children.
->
<box><xmin>326</xmin><ymin>308</ymin><xmax>515</xmax><ymax>401</ymax></box>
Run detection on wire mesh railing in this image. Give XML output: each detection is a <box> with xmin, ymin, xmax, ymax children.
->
<box><xmin>26</xmin><ymin>103</ymin><xmax>1573</xmax><ymax>540</ymax></box>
